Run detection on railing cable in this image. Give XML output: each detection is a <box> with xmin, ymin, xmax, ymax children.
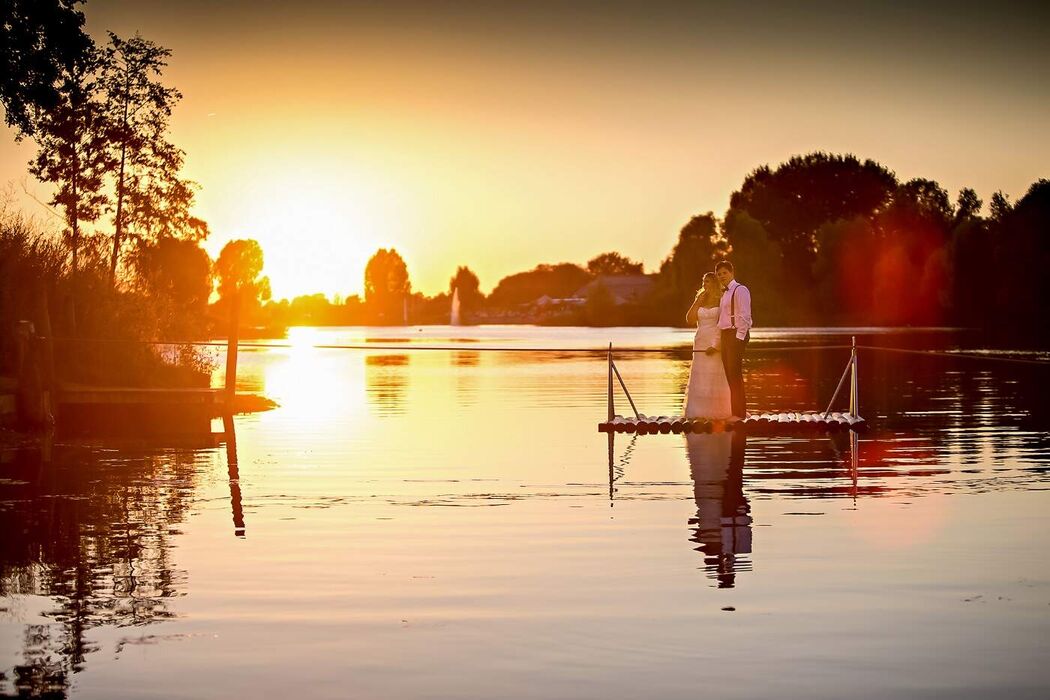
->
<box><xmin>41</xmin><ymin>336</ymin><xmax>1050</xmax><ymax>365</ymax></box>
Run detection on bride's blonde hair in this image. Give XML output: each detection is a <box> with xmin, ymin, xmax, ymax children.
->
<box><xmin>695</xmin><ymin>272</ymin><xmax>719</xmax><ymax>306</ymax></box>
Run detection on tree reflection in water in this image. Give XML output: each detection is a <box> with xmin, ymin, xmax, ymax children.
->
<box><xmin>452</xmin><ymin>351</ymin><xmax>480</xmax><ymax>408</ymax></box>
<box><xmin>365</xmin><ymin>354</ymin><xmax>409</xmax><ymax>415</ymax></box>
<box><xmin>0</xmin><ymin>428</ymin><xmax>227</xmax><ymax>698</ymax></box>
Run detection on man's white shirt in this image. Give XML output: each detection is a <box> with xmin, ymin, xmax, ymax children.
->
<box><xmin>717</xmin><ymin>279</ymin><xmax>752</xmax><ymax>340</ymax></box>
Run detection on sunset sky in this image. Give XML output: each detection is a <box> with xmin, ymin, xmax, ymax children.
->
<box><xmin>1</xmin><ymin>0</ymin><xmax>1047</xmax><ymax>299</ymax></box>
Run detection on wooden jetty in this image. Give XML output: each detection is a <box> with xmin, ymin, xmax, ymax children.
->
<box><xmin>4</xmin><ymin>293</ymin><xmax>267</xmax><ymax>433</ymax></box>
<box><xmin>599</xmin><ymin>337</ymin><xmax>867</xmax><ymax>436</ymax></box>
<box><xmin>52</xmin><ymin>385</ymin><xmax>224</xmax><ymax>435</ymax></box>
<box><xmin>58</xmin><ymin>385</ymin><xmax>225</xmax><ymax>407</ymax></box>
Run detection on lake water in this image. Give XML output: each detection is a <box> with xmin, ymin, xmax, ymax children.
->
<box><xmin>2</xmin><ymin>326</ymin><xmax>1049</xmax><ymax>699</ymax></box>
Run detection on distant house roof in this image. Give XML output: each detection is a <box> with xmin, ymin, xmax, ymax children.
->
<box><xmin>533</xmin><ymin>294</ymin><xmax>585</xmax><ymax>307</ymax></box>
<box><xmin>574</xmin><ymin>274</ymin><xmax>656</xmax><ymax>305</ymax></box>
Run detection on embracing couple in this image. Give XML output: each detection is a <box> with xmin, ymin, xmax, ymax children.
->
<box><xmin>684</xmin><ymin>260</ymin><xmax>752</xmax><ymax>421</ymax></box>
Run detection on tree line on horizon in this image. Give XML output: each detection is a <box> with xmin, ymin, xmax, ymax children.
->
<box><xmin>260</xmin><ymin>153</ymin><xmax>1048</xmax><ymax>341</ymax></box>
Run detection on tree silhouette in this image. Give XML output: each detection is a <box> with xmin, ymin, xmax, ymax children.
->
<box><xmin>215</xmin><ymin>239</ymin><xmax>270</xmax><ymax>328</ymax></box>
<box><xmin>894</xmin><ymin>178</ymin><xmax>954</xmax><ymax>229</ymax></box>
<box><xmin>364</xmin><ymin>248</ymin><xmax>410</xmax><ymax>323</ymax></box>
<box><xmin>449</xmin><ymin>265</ymin><xmax>484</xmax><ymax>315</ymax></box>
<box><xmin>488</xmin><ymin>263</ymin><xmax>590</xmax><ymax>307</ymax></box>
<box><xmin>131</xmin><ymin>237</ymin><xmax>212</xmax><ymax>336</ymax></box>
<box><xmin>656</xmin><ymin>213</ymin><xmax>724</xmax><ymax>310</ymax></box>
<box><xmin>722</xmin><ymin>210</ymin><xmax>788</xmax><ymax>321</ymax></box>
<box><xmin>869</xmin><ymin>179</ymin><xmax>954</xmax><ymax>323</ymax></box>
<box><xmin>813</xmin><ymin>215</ymin><xmax>877</xmax><ymax>321</ymax></box>
<box><xmin>728</xmin><ymin>153</ymin><xmax>897</xmax><ymax>277</ymax></box>
<box><xmin>989</xmin><ymin>191</ymin><xmax>1012</xmax><ymax>223</ymax></box>
<box><xmin>100</xmin><ymin>32</ymin><xmax>205</xmax><ymax>281</ymax></box>
<box><xmin>954</xmin><ymin>188</ymin><xmax>982</xmax><ymax>225</ymax></box>
<box><xmin>27</xmin><ymin>43</ymin><xmax>114</xmax><ymax>273</ymax></box>
<box><xmin>0</xmin><ymin>0</ymin><xmax>93</xmax><ymax>138</ymax></box>
<box><xmin>586</xmin><ymin>251</ymin><xmax>643</xmax><ymax>276</ymax></box>
<box><xmin>993</xmin><ymin>179</ymin><xmax>1050</xmax><ymax>342</ymax></box>
<box><xmin>949</xmin><ymin>214</ymin><xmax>989</xmax><ymax>327</ymax></box>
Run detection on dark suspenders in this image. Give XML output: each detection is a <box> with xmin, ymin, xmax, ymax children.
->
<box><xmin>728</xmin><ymin>284</ymin><xmax>750</xmax><ymax>341</ymax></box>
<box><xmin>729</xmin><ymin>286</ymin><xmax>737</xmax><ymax>329</ymax></box>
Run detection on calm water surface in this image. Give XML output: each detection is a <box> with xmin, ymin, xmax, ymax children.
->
<box><xmin>2</xmin><ymin>326</ymin><xmax>1048</xmax><ymax>699</ymax></box>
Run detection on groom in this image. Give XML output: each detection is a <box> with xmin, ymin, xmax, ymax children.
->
<box><xmin>715</xmin><ymin>260</ymin><xmax>752</xmax><ymax>419</ymax></box>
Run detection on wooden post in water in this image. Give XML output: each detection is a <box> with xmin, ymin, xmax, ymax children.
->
<box><xmin>15</xmin><ymin>321</ymin><xmax>40</xmax><ymax>427</ymax></box>
<box><xmin>849</xmin><ymin>335</ymin><xmax>858</xmax><ymax>419</ymax></box>
<box><xmin>15</xmin><ymin>288</ymin><xmax>58</xmax><ymax>428</ymax></box>
<box><xmin>607</xmin><ymin>342</ymin><xmax>614</xmax><ymax>423</ymax></box>
<box><xmin>35</xmin><ymin>289</ymin><xmax>56</xmax><ymax>398</ymax></box>
<box><xmin>225</xmin><ymin>290</ymin><xmax>240</xmax><ymax>407</ymax></box>
<box><xmin>223</xmin><ymin>291</ymin><xmax>243</xmax><ymax>535</ymax></box>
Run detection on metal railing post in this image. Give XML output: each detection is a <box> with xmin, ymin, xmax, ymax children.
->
<box><xmin>849</xmin><ymin>335</ymin><xmax>858</xmax><ymax>419</ymax></box>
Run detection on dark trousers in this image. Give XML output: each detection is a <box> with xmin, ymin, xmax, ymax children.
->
<box><xmin>721</xmin><ymin>329</ymin><xmax>748</xmax><ymax>418</ymax></box>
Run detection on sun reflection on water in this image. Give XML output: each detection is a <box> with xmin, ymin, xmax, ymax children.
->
<box><xmin>260</xmin><ymin>327</ymin><xmax>368</xmax><ymax>423</ymax></box>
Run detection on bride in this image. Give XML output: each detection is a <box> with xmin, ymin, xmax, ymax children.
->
<box><xmin>683</xmin><ymin>272</ymin><xmax>733</xmax><ymax>419</ymax></box>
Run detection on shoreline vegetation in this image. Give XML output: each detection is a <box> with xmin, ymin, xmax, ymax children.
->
<box><xmin>1</xmin><ymin>1</ymin><xmax>1048</xmax><ymax>403</ymax></box>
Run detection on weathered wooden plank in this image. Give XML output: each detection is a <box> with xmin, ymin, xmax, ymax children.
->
<box><xmin>58</xmin><ymin>386</ymin><xmax>224</xmax><ymax>406</ymax></box>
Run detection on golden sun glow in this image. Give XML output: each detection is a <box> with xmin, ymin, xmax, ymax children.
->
<box><xmin>201</xmin><ymin>160</ymin><xmax>405</xmax><ymax>301</ymax></box>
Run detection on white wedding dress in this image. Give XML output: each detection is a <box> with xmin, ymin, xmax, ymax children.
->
<box><xmin>684</xmin><ymin>306</ymin><xmax>733</xmax><ymax>419</ymax></box>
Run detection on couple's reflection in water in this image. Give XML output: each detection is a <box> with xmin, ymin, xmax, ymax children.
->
<box><xmin>608</xmin><ymin>430</ymin><xmax>752</xmax><ymax>588</ymax></box>
<box><xmin>685</xmin><ymin>431</ymin><xmax>752</xmax><ymax>588</ymax></box>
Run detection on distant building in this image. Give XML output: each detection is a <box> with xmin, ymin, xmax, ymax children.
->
<box><xmin>573</xmin><ymin>274</ymin><xmax>656</xmax><ymax>305</ymax></box>
<box><xmin>534</xmin><ymin>294</ymin><xmax>585</xmax><ymax>308</ymax></box>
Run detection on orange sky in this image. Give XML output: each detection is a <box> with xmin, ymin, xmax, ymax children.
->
<box><xmin>1</xmin><ymin>0</ymin><xmax>1047</xmax><ymax>299</ymax></box>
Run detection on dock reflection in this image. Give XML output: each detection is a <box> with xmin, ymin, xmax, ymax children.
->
<box><xmin>685</xmin><ymin>431</ymin><xmax>752</xmax><ymax>588</ymax></box>
<box><xmin>223</xmin><ymin>414</ymin><xmax>246</xmax><ymax>537</ymax></box>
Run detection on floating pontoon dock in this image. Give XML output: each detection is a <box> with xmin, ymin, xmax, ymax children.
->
<box><xmin>599</xmin><ymin>411</ymin><xmax>866</xmax><ymax>434</ymax></box>
<box><xmin>598</xmin><ymin>337</ymin><xmax>866</xmax><ymax>435</ymax></box>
